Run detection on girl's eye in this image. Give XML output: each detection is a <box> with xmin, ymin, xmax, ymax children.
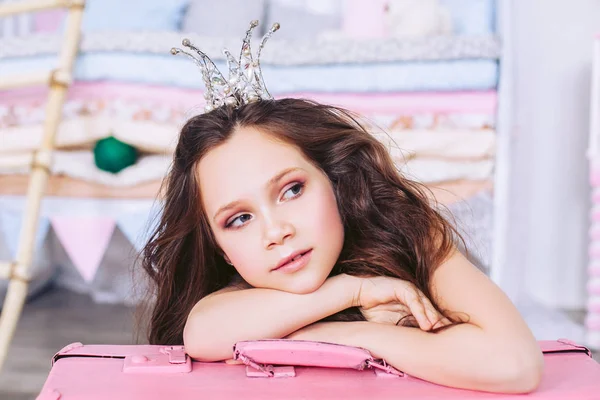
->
<box><xmin>226</xmin><ymin>213</ymin><xmax>252</xmax><ymax>229</ymax></box>
<box><xmin>281</xmin><ymin>182</ymin><xmax>304</xmax><ymax>201</ymax></box>
<box><xmin>224</xmin><ymin>182</ymin><xmax>305</xmax><ymax>230</ymax></box>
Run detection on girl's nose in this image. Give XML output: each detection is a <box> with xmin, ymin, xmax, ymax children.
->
<box><xmin>262</xmin><ymin>219</ymin><xmax>295</xmax><ymax>249</ymax></box>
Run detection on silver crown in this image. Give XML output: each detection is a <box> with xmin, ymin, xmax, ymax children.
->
<box><xmin>171</xmin><ymin>20</ymin><xmax>280</xmax><ymax>113</ymax></box>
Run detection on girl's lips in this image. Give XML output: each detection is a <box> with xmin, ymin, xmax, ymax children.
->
<box><xmin>273</xmin><ymin>249</ymin><xmax>313</xmax><ymax>273</ymax></box>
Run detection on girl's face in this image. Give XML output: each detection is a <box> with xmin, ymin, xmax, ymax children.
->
<box><xmin>198</xmin><ymin>126</ymin><xmax>345</xmax><ymax>294</ymax></box>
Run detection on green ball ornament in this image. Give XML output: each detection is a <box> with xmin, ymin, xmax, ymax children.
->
<box><xmin>93</xmin><ymin>136</ymin><xmax>138</xmax><ymax>174</ymax></box>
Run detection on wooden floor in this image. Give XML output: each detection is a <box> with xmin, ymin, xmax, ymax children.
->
<box><xmin>0</xmin><ymin>286</ymin><xmax>595</xmax><ymax>399</ymax></box>
<box><xmin>0</xmin><ymin>286</ymin><xmax>139</xmax><ymax>400</ymax></box>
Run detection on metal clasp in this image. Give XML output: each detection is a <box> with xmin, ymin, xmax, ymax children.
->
<box><xmin>122</xmin><ymin>346</ymin><xmax>192</xmax><ymax>374</ymax></box>
<box><xmin>235</xmin><ymin>353</ymin><xmax>296</xmax><ymax>378</ymax></box>
<box><xmin>160</xmin><ymin>346</ymin><xmax>187</xmax><ymax>364</ymax></box>
<box><xmin>366</xmin><ymin>359</ymin><xmax>404</xmax><ymax>377</ymax></box>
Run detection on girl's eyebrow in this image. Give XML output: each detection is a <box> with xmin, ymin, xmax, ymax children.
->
<box><xmin>213</xmin><ymin>167</ymin><xmax>304</xmax><ymax>222</ymax></box>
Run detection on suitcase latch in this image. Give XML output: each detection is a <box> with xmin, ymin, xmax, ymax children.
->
<box><xmin>235</xmin><ymin>353</ymin><xmax>296</xmax><ymax>378</ymax></box>
<box><xmin>233</xmin><ymin>354</ymin><xmax>402</xmax><ymax>378</ymax></box>
<box><xmin>122</xmin><ymin>346</ymin><xmax>192</xmax><ymax>374</ymax></box>
<box><xmin>366</xmin><ymin>359</ymin><xmax>404</xmax><ymax>377</ymax></box>
<box><xmin>161</xmin><ymin>346</ymin><xmax>187</xmax><ymax>364</ymax></box>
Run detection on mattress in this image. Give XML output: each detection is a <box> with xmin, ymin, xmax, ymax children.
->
<box><xmin>1</xmin><ymin>85</ymin><xmax>498</xmax><ymax>156</ymax></box>
<box><xmin>0</xmin><ymin>53</ymin><xmax>499</xmax><ymax>93</ymax></box>
<box><xmin>1</xmin><ymin>147</ymin><xmax>495</xmax><ymax>186</ymax></box>
<box><xmin>0</xmin><ymin>85</ymin><xmax>497</xmax><ymax>200</ymax></box>
<box><xmin>1</xmin><ymin>110</ymin><xmax>496</xmax><ymax>153</ymax></box>
<box><xmin>0</xmin><ymin>31</ymin><xmax>500</xmax><ymax>65</ymax></box>
<box><xmin>0</xmin><ymin>174</ymin><xmax>492</xmax><ymax>205</ymax></box>
<box><xmin>1</xmin><ymin>81</ymin><xmax>499</xmax><ymax>117</ymax></box>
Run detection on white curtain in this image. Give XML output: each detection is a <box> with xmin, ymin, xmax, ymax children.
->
<box><xmin>494</xmin><ymin>0</ymin><xmax>600</xmax><ymax>312</ymax></box>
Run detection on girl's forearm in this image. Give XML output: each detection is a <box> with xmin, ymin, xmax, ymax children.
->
<box><xmin>183</xmin><ymin>274</ymin><xmax>356</xmax><ymax>361</ymax></box>
<box><xmin>287</xmin><ymin>321</ymin><xmax>544</xmax><ymax>394</ymax></box>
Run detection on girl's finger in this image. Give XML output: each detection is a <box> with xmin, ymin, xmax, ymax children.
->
<box><xmin>413</xmin><ymin>290</ymin><xmax>438</xmax><ymax>331</ymax></box>
<box><xmin>419</xmin><ymin>294</ymin><xmax>440</xmax><ymax>327</ymax></box>
<box><xmin>402</xmin><ymin>288</ymin><xmax>431</xmax><ymax>330</ymax></box>
<box><xmin>431</xmin><ymin>317</ymin><xmax>453</xmax><ymax>330</ymax></box>
<box><xmin>384</xmin><ymin>302</ymin><xmax>411</xmax><ymax>314</ymax></box>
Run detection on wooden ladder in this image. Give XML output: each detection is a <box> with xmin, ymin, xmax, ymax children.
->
<box><xmin>0</xmin><ymin>0</ymin><xmax>84</xmax><ymax>372</ymax></box>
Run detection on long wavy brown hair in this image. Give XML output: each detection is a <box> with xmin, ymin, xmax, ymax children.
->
<box><xmin>139</xmin><ymin>98</ymin><xmax>466</xmax><ymax>345</ymax></box>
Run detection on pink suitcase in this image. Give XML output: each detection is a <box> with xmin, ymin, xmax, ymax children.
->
<box><xmin>37</xmin><ymin>338</ymin><xmax>600</xmax><ymax>399</ymax></box>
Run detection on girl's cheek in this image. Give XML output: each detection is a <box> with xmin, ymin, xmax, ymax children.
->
<box><xmin>226</xmin><ymin>244</ymin><xmax>258</xmax><ymax>273</ymax></box>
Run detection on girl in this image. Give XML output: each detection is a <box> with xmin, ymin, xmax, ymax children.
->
<box><xmin>140</xmin><ymin>98</ymin><xmax>543</xmax><ymax>394</ymax></box>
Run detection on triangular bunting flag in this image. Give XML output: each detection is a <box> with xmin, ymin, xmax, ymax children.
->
<box><xmin>50</xmin><ymin>216</ymin><xmax>115</xmax><ymax>282</ymax></box>
<box><xmin>116</xmin><ymin>202</ymin><xmax>162</xmax><ymax>252</ymax></box>
<box><xmin>0</xmin><ymin>209</ymin><xmax>50</xmax><ymax>259</ymax></box>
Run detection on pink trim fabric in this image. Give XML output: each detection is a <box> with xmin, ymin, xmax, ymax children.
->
<box><xmin>0</xmin><ymin>82</ymin><xmax>498</xmax><ymax>114</ymax></box>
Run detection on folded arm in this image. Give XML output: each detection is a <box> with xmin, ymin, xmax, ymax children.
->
<box><xmin>183</xmin><ymin>273</ymin><xmax>355</xmax><ymax>361</ymax></box>
<box><xmin>286</xmin><ymin>249</ymin><xmax>544</xmax><ymax>394</ymax></box>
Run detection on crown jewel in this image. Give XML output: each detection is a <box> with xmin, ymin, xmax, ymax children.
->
<box><xmin>171</xmin><ymin>20</ymin><xmax>280</xmax><ymax>113</ymax></box>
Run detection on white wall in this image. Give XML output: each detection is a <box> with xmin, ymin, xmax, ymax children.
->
<box><xmin>497</xmin><ymin>0</ymin><xmax>600</xmax><ymax>309</ymax></box>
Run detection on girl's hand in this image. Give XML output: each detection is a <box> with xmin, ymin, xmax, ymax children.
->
<box><xmin>350</xmin><ymin>275</ymin><xmax>451</xmax><ymax>331</ymax></box>
<box><xmin>359</xmin><ymin>301</ymin><xmax>413</xmax><ymax>326</ymax></box>
<box><xmin>359</xmin><ymin>301</ymin><xmax>451</xmax><ymax>330</ymax></box>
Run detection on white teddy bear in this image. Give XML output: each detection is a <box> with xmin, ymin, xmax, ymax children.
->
<box><xmin>385</xmin><ymin>0</ymin><xmax>453</xmax><ymax>38</ymax></box>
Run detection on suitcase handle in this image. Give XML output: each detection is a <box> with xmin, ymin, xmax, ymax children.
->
<box><xmin>232</xmin><ymin>339</ymin><xmax>403</xmax><ymax>378</ymax></box>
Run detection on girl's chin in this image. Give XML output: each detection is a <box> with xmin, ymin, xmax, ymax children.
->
<box><xmin>274</xmin><ymin>275</ymin><xmax>328</xmax><ymax>295</ymax></box>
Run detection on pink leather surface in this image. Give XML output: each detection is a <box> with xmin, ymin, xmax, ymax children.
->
<box><xmin>38</xmin><ymin>340</ymin><xmax>600</xmax><ymax>400</ymax></box>
<box><xmin>234</xmin><ymin>340</ymin><xmax>373</xmax><ymax>369</ymax></box>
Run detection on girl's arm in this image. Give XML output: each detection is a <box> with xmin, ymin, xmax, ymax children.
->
<box><xmin>286</xmin><ymin>249</ymin><xmax>544</xmax><ymax>394</ymax></box>
<box><xmin>183</xmin><ymin>273</ymin><xmax>355</xmax><ymax>361</ymax></box>
<box><xmin>184</xmin><ymin>271</ymin><xmax>442</xmax><ymax>362</ymax></box>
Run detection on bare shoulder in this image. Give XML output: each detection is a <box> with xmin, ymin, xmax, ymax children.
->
<box><xmin>431</xmin><ymin>247</ymin><xmax>530</xmax><ymax>333</ymax></box>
